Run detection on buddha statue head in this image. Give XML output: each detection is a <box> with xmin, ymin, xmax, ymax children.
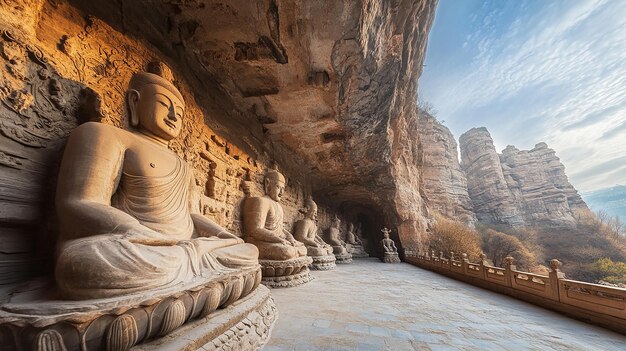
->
<box><xmin>264</xmin><ymin>169</ymin><xmax>286</xmax><ymax>202</ymax></box>
<box><xmin>331</xmin><ymin>215</ymin><xmax>341</xmax><ymax>228</ymax></box>
<box><xmin>382</xmin><ymin>227</ymin><xmax>391</xmax><ymax>239</ymax></box>
<box><xmin>127</xmin><ymin>61</ymin><xmax>185</xmax><ymax>142</ymax></box>
<box><xmin>303</xmin><ymin>197</ymin><xmax>318</xmax><ymax>221</ymax></box>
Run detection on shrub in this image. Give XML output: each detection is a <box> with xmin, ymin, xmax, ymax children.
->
<box><xmin>480</xmin><ymin>229</ymin><xmax>536</xmax><ymax>269</ymax></box>
<box><xmin>589</xmin><ymin>258</ymin><xmax>626</xmax><ymax>285</ymax></box>
<box><xmin>427</xmin><ymin>215</ymin><xmax>482</xmax><ymax>260</ymax></box>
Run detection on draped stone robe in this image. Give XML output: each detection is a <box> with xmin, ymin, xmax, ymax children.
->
<box><xmin>54</xmin><ymin>123</ymin><xmax>257</xmax><ymax>300</ymax></box>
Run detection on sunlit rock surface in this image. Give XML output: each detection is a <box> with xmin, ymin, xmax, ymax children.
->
<box><xmin>460</xmin><ymin>127</ymin><xmax>588</xmax><ymax>227</ymax></box>
<box><xmin>418</xmin><ymin>110</ymin><xmax>476</xmax><ymax>226</ymax></box>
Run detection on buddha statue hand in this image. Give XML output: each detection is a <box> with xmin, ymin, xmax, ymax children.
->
<box><xmin>123</xmin><ymin>228</ymin><xmax>180</xmax><ymax>246</ymax></box>
<box><xmin>289</xmin><ymin>239</ymin><xmax>304</xmax><ymax>247</ymax></box>
<box><xmin>216</xmin><ymin>231</ymin><xmax>244</xmax><ymax>243</ymax></box>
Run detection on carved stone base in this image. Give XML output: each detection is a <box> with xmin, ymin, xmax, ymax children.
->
<box><xmin>0</xmin><ymin>265</ymin><xmax>263</xmax><ymax>351</ymax></box>
<box><xmin>382</xmin><ymin>252</ymin><xmax>401</xmax><ymax>263</ymax></box>
<box><xmin>259</xmin><ymin>256</ymin><xmax>314</xmax><ymax>288</ymax></box>
<box><xmin>334</xmin><ymin>252</ymin><xmax>353</xmax><ymax>264</ymax></box>
<box><xmin>349</xmin><ymin>245</ymin><xmax>369</xmax><ymax>258</ymax></box>
<box><xmin>261</xmin><ymin>267</ymin><xmax>314</xmax><ymax>288</ymax></box>
<box><xmin>133</xmin><ymin>285</ymin><xmax>277</xmax><ymax>351</ymax></box>
<box><xmin>309</xmin><ymin>254</ymin><xmax>336</xmax><ymax>270</ymax></box>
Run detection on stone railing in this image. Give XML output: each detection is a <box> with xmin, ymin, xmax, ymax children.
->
<box><xmin>404</xmin><ymin>250</ymin><xmax>626</xmax><ymax>335</ymax></box>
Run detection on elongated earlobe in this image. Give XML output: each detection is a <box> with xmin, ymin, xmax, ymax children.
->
<box><xmin>127</xmin><ymin>89</ymin><xmax>140</xmax><ymax>127</ymax></box>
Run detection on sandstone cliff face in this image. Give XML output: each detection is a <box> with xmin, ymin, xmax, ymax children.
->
<box><xmin>418</xmin><ymin>110</ymin><xmax>476</xmax><ymax>225</ymax></box>
<box><xmin>460</xmin><ymin>127</ymin><xmax>588</xmax><ymax>227</ymax></box>
<box><xmin>0</xmin><ymin>0</ymin><xmax>437</xmax><ymax>285</ymax></box>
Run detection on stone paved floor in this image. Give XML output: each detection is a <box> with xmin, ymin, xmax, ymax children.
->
<box><xmin>264</xmin><ymin>258</ymin><xmax>626</xmax><ymax>351</ymax></box>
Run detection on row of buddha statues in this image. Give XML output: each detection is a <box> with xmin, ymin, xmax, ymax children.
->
<box><xmin>242</xmin><ymin>168</ymin><xmax>377</xmax><ymax>286</ymax></box>
<box><xmin>0</xmin><ymin>62</ymin><xmax>401</xmax><ymax>351</ymax></box>
<box><xmin>52</xmin><ymin>61</ymin><xmax>401</xmax><ymax>295</ymax></box>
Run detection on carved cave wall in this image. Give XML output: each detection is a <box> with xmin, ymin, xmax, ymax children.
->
<box><xmin>0</xmin><ymin>0</ymin><xmax>438</xmax><ymax>288</ymax></box>
<box><xmin>0</xmin><ymin>0</ymin><xmax>362</xmax><ymax>288</ymax></box>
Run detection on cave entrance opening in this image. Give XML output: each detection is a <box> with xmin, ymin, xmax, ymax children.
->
<box><xmin>338</xmin><ymin>202</ymin><xmax>386</xmax><ymax>259</ymax></box>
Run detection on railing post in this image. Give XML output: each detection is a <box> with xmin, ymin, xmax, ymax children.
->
<box><xmin>549</xmin><ymin>259</ymin><xmax>565</xmax><ymax>301</ymax></box>
<box><xmin>449</xmin><ymin>251</ymin><xmax>455</xmax><ymax>270</ymax></box>
<box><xmin>461</xmin><ymin>253</ymin><xmax>469</xmax><ymax>274</ymax></box>
<box><xmin>504</xmin><ymin>256</ymin><xmax>516</xmax><ymax>287</ymax></box>
<box><xmin>479</xmin><ymin>253</ymin><xmax>488</xmax><ymax>280</ymax></box>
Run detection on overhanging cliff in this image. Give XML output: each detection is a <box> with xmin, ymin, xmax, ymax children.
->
<box><xmin>0</xmin><ymin>0</ymin><xmax>437</xmax><ymax>285</ymax></box>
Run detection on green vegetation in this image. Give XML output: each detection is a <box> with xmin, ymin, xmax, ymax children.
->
<box><xmin>589</xmin><ymin>258</ymin><xmax>626</xmax><ymax>285</ymax></box>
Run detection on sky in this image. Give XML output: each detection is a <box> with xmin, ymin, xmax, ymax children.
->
<box><xmin>418</xmin><ymin>0</ymin><xmax>626</xmax><ymax>192</ymax></box>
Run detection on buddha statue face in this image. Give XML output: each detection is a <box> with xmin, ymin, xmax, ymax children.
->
<box><xmin>306</xmin><ymin>204</ymin><xmax>318</xmax><ymax>221</ymax></box>
<box><xmin>382</xmin><ymin>228</ymin><xmax>391</xmax><ymax>239</ymax></box>
<box><xmin>128</xmin><ymin>81</ymin><xmax>185</xmax><ymax>141</ymax></box>
<box><xmin>264</xmin><ymin>170</ymin><xmax>285</xmax><ymax>202</ymax></box>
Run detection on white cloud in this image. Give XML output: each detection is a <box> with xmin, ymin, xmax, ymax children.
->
<box><xmin>420</xmin><ymin>0</ymin><xmax>626</xmax><ymax>192</ymax></box>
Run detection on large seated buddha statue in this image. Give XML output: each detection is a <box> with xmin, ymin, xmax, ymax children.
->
<box><xmin>293</xmin><ymin>197</ymin><xmax>336</xmax><ymax>270</ymax></box>
<box><xmin>242</xmin><ymin>169</ymin><xmax>313</xmax><ymax>287</ymax></box>
<box><xmin>54</xmin><ymin>62</ymin><xmax>259</xmax><ymax>299</ymax></box>
<box><xmin>0</xmin><ymin>62</ymin><xmax>276</xmax><ymax>351</ymax></box>
<box><xmin>326</xmin><ymin>216</ymin><xmax>353</xmax><ymax>264</ymax></box>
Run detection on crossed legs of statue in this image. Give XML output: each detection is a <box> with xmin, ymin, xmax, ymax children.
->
<box><xmin>250</xmin><ymin>241</ymin><xmax>307</xmax><ymax>261</ymax></box>
<box><xmin>56</xmin><ymin>235</ymin><xmax>258</xmax><ymax>299</ymax></box>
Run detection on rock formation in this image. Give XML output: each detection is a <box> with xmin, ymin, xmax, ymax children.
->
<box><xmin>460</xmin><ymin>127</ymin><xmax>588</xmax><ymax>227</ymax></box>
<box><xmin>418</xmin><ymin>110</ymin><xmax>476</xmax><ymax>225</ymax></box>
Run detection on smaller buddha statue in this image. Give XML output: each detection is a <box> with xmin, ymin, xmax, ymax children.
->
<box><xmin>346</xmin><ymin>223</ymin><xmax>361</xmax><ymax>246</ymax></box>
<box><xmin>380</xmin><ymin>227</ymin><xmax>400</xmax><ymax>263</ymax></box>
<box><xmin>293</xmin><ymin>197</ymin><xmax>336</xmax><ymax>270</ymax></box>
<box><xmin>242</xmin><ymin>168</ymin><xmax>313</xmax><ymax>287</ymax></box>
<box><xmin>346</xmin><ymin>222</ymin><xmax>368</xmax><ymax>258</ymax></box>
<box><xmin>356</xmin><ymin>222</ymin><xmax>369</xmax><ymax>252</ymax></box>
<box><xmin>326</xmin><ymin>216</ymin><xmax>352</xmax><ymax>264</ymax></box>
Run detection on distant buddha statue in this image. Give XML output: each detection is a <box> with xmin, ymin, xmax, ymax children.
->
<box><xmin>346</xmin><ymin>223</ymin><xmax>361</xmax><ymax>246</ymax></box>
<box><xmin>242</xmin><ymin>168</ymin><xmax>313</xmax><ymax>287</ymax></box>
<box><xmin>293</xmin><ymin>197</ymin><xmax>335</xmax><ymax>270</ymax></box>
<box><xmin>380</xmin><ymin>227</ymin><xmax>400</xmax><ymax>263</ymax></box>
<box><xmin>326</xmin><ymin>216</ymin><xmax>352</xmax><ymax>263</ymax></box>
<box><xmin>346</xmin><ymin>222</ymin><xmax>368</xmax><ymax>258</ymax></box>
<box><xmin>356</xmin><ymin>222</ymin><xmax>369</xmax><ymax>251</ymax></box>
<box><xmin>54</xmin><ymin>62</ymin><xmax>259</xmax><ymax>299</ymax></box>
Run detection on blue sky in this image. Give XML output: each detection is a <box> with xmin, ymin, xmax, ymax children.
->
<box><xmin>419</xmin><ymin>0</ymin><xmax>626</xmax><ymax>192</ymax></box>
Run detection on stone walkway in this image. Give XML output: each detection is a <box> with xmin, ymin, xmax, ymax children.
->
<box><xmin>264</xmin><ymin>258</ymin><xmax>626</xmax><ymax>351</ymax></box>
